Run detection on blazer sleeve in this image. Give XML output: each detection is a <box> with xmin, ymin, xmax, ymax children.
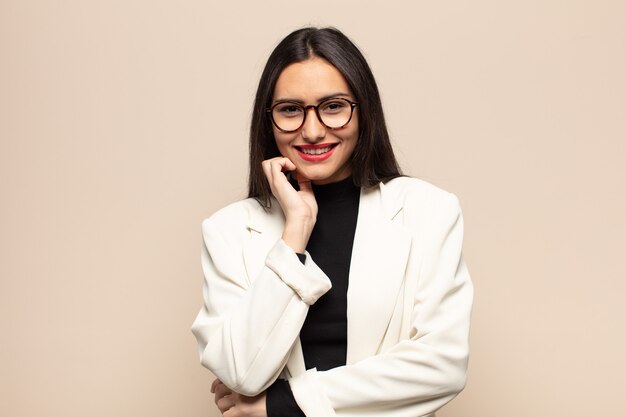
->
<box><xmin>288</xmin><ymin>195</ymin><xmax>473</xmax><ymax>417</ymax></box>
<box><xmin>191</xmin><ymin>210</ymin><xmax>332</xmax><ymax>396</ymax></box>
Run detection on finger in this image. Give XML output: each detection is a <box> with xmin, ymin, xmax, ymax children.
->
<box><xmin>270</xmin><ymin>158</ymin><xmax>294</xmax><ymax>182</ymax></box>
<box><xmin>265</xmin><ymin>158</ymin><xmax>296</xmax><ymax>199</ymax></box>
<box><xmin>271</xmin><ymin>156</ymin><xmax>295</xmax><ymax>173</ymax></box>
<box><xmin>211</xmin><ymin>378</ymin><xmax>220</xmax><ymax>393</ymax></box>
<box><xmin>216</xmin><ymin>394</ymin><xmax>235</xmax><ymax>413</ymax></box>
<box><xmin>224</xmin><ymin>393</ymin><xmax>264</xmax><ymax>417</ymax></box>
<box><xmin>262</xmin><ymin>156</ymin><xmax>291</xmax><ymax>172</ymax></box>
<box><xmin>281</xmin><ymin>158</ymin><xmax>296</xmax><ymax>172</ymax></box>
<box><xmin>294</xmin><ymin>171</ymin><xmax>313</xmax><ymax>192</ymax></box>
<box><xmin>214</xmin><ymin>382</ymin><xmax>232</xmax><ymax>404</ymax></box>
<box><xmin>222</xmin><ymin>396</ymin><xmax>245</xmax><ymax>417</ymax></box>
<box><xmin>261</xmin><ymin>159</ymin><xmax>273</xmax><ymax>183</ymax></box>
<box><xmin>262</xmin><ymin>160</ymin><xmax>279</xmax><ymax>196</ymax></box>
<box><xmin>214</xmin><ymin>383</ymin><xmax>231</xmax><ymax>399</ymax></box>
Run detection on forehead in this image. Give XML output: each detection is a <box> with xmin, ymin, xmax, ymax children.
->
<box><xmin>273</xmin><ymin>57</ymin><xmax>353</xmax><ymax>101</ymax></box>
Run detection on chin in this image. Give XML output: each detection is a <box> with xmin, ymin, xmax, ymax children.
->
<box><xmin>298</xmin><ymin>167</ymin><xmax>333</xmax><ymax>182</ymax></box>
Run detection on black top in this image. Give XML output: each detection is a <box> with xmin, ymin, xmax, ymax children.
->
<box><xmin>266</xmin><ymin>175</ymin><xmax>361</xmax><ymax>416</ymax></box>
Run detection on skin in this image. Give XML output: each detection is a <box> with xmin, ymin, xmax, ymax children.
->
<box><xmin>271</xmin><ymin>56</ymin><xmax>359</xmax><ymax>187</ymax></box>
<box><xmin>212</xmin><ymin>379</ymin><xmax>266</xmax><ymax>417</ymax></box>
<box><xmin>213</xmin><ymin>57</ymin><xmax>359</xmax><ymax>416</ymax></box>
<box><xmin>266</xmin><ymin>56</ymin><xmax>359</xmax><ymax>253</ymax></box>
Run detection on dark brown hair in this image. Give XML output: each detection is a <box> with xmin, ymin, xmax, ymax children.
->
<box><xmin>248</xmin><ymin>27</ymin><xmax>402</xmax><ymax>209</ymax></box>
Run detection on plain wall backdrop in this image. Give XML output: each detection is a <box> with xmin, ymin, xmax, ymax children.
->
<box><xmin>1</xmin><ymin>1</ymin><xmax>625</xmax><ymax>416</ymax></box>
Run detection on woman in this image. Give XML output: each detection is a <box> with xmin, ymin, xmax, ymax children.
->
<box><xmin>191</xmin><ymin>27</ymin><xmax>473</xmax><ymax>417</ymax></box>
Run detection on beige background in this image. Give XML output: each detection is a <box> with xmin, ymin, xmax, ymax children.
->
<box><xmin>1</xmin><ymin>1</ymin><xmax>625</xmax><ymax>416</ymax></box>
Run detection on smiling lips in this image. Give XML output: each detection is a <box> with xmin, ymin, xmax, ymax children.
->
<box><xmin>295</xmin><ymin>143</ymin><xmax>338</xmax><ymax>162</ymax></box>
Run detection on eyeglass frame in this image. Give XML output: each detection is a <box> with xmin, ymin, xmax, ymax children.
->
<box><xmin>266</xmin><ymin>97</ymin><xmax>359</xmax><ymax>133</ymax></box>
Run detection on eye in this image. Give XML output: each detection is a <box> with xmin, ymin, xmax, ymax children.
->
<box><xmin>320</xmin><ymin>100</ymin><xmax>348</xmax><ymax>114</ymax></box>
<box><xmin>274</xmin><ymin>103</ymin><xmax>303</xmax><ymax>117</ymax></box>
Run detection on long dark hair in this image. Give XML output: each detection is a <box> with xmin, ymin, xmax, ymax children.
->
<box><xmin>248</xmin><ymin>27</ymin><xmax>402</xmax><ymax>209</ymax></box>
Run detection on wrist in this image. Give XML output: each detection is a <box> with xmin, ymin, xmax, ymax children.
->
<box><xmin>282</xmin><ymin>220</ymin><xmax>314</xmax><ymax>253</ymax></box>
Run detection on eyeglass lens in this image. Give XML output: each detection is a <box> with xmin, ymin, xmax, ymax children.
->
<box><xmin>272</xmin><ymin>98</ymin><xmax>354</xmax><ymax>132</ymax></box>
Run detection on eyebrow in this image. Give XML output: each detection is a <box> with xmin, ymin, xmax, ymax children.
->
<box><xmin>272</xmin><ymin>92</ymin><xmax>352</xmax><ymax>104</ymax></box>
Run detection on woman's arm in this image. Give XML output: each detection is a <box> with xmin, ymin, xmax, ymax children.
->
<box><xmin>192</xmin><ymin>158</ymin><xmax>322</xmax><ymax>397</ymax></box>
<box><xmin>191</xmin><ymin>212</ymin><xmax>331</xmax><ymax>396</ymax></box>
<box><xmin>288</xmin><ymin>195</ymin><xmax>473</xmax><ymax>416</ymax></box>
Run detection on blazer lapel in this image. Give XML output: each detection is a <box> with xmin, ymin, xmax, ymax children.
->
<box><xmin>241</xmin><ymin>185</ymin><xmax>412</xmax><ymax>372</ymax></box>
<box><xmin>242</xmin><ymin>199</ymin><xmax>284</xmax><ymax>283</ymax></box>
<box><xmin>346</xmin><ymin>182</ymin><xmax>412</xmax><ymax>364</ymax></box>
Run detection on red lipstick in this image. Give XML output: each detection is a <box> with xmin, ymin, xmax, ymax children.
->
<box><xmin>294</xmin><ymin>143</ymin><xmax>338</xmax><ymax>162</ymax></box>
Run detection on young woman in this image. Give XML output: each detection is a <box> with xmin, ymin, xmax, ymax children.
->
<box><xmin>192</xmin><ymin>27</ymin><xmax>473</xmax><ymax>417</ymax></box>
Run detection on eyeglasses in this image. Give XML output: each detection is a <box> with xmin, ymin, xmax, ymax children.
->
<box><xmin>267</xmin><ymin>97</ymin><xmax>358</xmax><ymax>133</ymax></box>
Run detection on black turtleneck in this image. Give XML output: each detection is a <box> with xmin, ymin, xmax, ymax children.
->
<box><xmin>266</xmin><ymin>175</ymin><xmax>360</xmax><ymax>416</ymax></box>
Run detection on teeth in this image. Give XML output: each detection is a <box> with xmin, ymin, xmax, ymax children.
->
<box><xmin>300</xmin><ymin>146</ymin><xmax>332</xmax><ymax>155</ymax></box>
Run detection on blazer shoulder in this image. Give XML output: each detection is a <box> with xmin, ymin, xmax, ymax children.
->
<box><xmin>201</xmin><ymin>198</ymin><xmax>262</xmax><ymax>235</ymax></box>
<box><xmin>383</xmin><ymin>176</ymin><xmax>460</xmax><ymax>212</ymax></box>
<box><xmin>201</xmin><ymin>197</ymin><xmax>285</xmax><ymax>239</ymax></box>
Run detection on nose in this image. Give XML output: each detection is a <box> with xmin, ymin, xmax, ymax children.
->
<box><xmin>301</xmin><ymin>106</ymin><xmax>326</xmax><ymax>142</ymax></box>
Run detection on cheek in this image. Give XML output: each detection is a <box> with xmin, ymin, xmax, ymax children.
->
<box><xmin>272</xmin><ymin>128</ymin><xmax>284</xmax><ymax>145</ymax></box>
<box><xmin>344</xmin><ymin>122</ymin><xmax>359</xmax><ymax>148</ymax></box>
<box><xmin>346</xmin><ymin>113</ymin><xmax>359</xmax><ymax>142</ymax></box>
<box><xmin>273</xmin><ymin>131</ymin><xmax>294</xmax><ymax>155</ymax></box>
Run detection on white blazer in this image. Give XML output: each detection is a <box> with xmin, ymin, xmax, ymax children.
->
<box><xmin>191</xmin><ymin>177</ymin><xmax>473</xmax><ymax>417</ymax></box>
